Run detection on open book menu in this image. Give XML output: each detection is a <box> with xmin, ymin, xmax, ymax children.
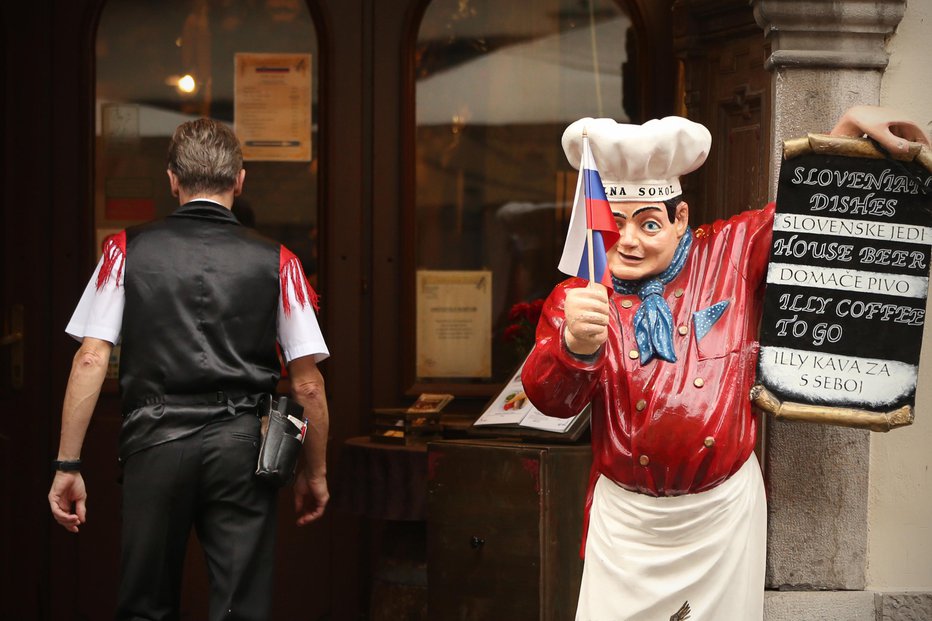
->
<box><xmin>473</xmin><ymin>361</ymin><xmax>584</xmax><ymax>433</ymax></box>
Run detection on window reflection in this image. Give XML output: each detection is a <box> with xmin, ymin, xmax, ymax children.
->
<box><xmin>415</xmin><ymin>0</ymin><xmax>637</xmax><ymax>382</ymax></box>
<box><xmin>95</xmin><ymin>0</ymin><xmax>319</xmax><ymax>285</ymax></box>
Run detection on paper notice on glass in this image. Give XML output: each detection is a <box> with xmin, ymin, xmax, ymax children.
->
<box><xmin>234</xmin><ymin>53</ymin><xmax>312</xmax><ymax>162</ymax></box>
<box><xmin>473</xmin><ymin>358</ymin><xmax>584</xmax><ymax>432</ymax></box>
<box><xmin>416</xmin><ymin>270</ymin><xmax>492</xmax><ymax>378</ymax></box>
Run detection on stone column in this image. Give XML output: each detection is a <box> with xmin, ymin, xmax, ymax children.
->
<box><xmin>754</xmin><ymin>0</ymin><xmax>906</xmax><ymax>198</ymax></box>
<box><xmin>751</xmin><ymin>0</ymin><xmax>906</xmax><ymax>607</ymax></box>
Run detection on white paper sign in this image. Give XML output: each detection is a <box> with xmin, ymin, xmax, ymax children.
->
<box><xmin>234</xmin><ymin>53</ymin><xmax>312</xmax><ymax>162</ymax></box>
<box><xmin>416</xmin><ymin>270</ymin><xmax>492</xmax><ymax>378</ymax></box>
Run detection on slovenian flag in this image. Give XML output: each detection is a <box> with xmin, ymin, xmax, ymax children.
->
<box><xmin>558</xmin><ymin>135</ymin><xmax>619</xmax><ymax>286</ymax></box>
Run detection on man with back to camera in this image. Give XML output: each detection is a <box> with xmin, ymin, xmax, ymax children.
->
<box><xmin>521</xmin><ymin>106</ymin><xmax>930</xmax><ymax>621</ymax></box>
<box><xmin>47</xmin><ymin>118</ymin><xmax>330</xmax><ymax>620</ymax></box>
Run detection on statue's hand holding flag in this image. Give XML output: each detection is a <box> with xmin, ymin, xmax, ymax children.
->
<box><xmin>558</xmin><ymin>131</ymin><xmax>617</xmax><ymax>355</ymax></box>
<box><xmin>558</xmin><ymin>131</ymin><xmax>619</xmax><ymax>287</ymax></box>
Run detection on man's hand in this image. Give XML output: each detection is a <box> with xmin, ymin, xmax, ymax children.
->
<box><xmin>564</xmin><ymin>283</ymin><xmax>610</xmax><ymax>356</ymax></box>
<box><xmin>287</xmin><ymin>355</ymin><xmax>330</xmax><ymax>525</ymax></box>
<box><xmin>831</xmin><ymin>105</ymin><xmax>930</xmax><ymax>153</ymax></box>
<box><xmin>293</xmin><ymin>468</ymin><xmax>329</xmax><ymax>526</ymax></box>
<box><xmin>49</xmin><ymin>337</ymin><xmax>111</xmax><ymax>534</ymax></box>
<box><xmin>48</xmin><ymin>471</ymin><xmax>87</xmax><ymax>533</ymax></box>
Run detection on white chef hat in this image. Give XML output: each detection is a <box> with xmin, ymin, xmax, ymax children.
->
<box><xmin>562</xmin><ymin>116</ymin><xmax>712</xmax><ymax>202</ymax></box>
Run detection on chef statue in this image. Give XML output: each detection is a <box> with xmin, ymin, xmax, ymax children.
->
<box><xmin>521</xmin><ymin>106</ymin><xmax>930</xmax><ymax>621</ymax></box>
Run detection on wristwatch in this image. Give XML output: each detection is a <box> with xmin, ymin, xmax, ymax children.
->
<box><xmin>52</xmin><ymin>459</ymin><xmax>82</xmax><ymax>472</ymax></box>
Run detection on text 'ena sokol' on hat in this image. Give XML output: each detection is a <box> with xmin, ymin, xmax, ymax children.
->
<box><xmin>562</xmin><ymin>116</ymin><xmax>712</xmax><ymax>202</ymax></box>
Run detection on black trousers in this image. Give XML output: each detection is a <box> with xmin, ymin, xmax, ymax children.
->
<box><xmin>116</xmin><ymin>413</ymin><xmax>277</xmax><ymax>621</ymax></box>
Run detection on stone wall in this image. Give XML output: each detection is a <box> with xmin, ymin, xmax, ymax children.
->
<box><xmin>752</xmin><ymin>0</ymin><xmax>932</xmax><ymax>618</ymax></box>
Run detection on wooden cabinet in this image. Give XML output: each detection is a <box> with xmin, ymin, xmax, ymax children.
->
<box><xmin>427</xmin><ymin>439</ymin><xmax>592</xmax><ymax>620</ymax></box>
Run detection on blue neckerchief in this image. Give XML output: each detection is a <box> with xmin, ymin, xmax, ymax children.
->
<box><xmin>611</xmin><ymin>229</ymin><xmax>693</xmax><ymax>365</ymax></box>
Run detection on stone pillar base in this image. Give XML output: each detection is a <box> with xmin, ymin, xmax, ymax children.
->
<box><xmin>764</xmin><ymin>590</ymin><xmax>932</xmax><ymax>621</ymax></box>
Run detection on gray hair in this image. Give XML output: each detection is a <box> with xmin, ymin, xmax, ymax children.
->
<box><xmin>166</xmin><ymin>118</ymin><xmax>243</xmax><ymax>195</ymax></box>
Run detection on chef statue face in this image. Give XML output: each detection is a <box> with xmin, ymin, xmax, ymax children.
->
<box><xmin>608</xmin><ymin>199</ymin><xmax>689</xmax><ymax>281</ymax></box>
<box><xmin>561</xmin><ymin>117</ymin><xmax>708</xmax><ymax>283</ymax></box>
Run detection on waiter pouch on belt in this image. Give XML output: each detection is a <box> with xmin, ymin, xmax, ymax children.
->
<box><xmin>256</xmin><ymin>395</ymin><xmax>308</xmax><ymax>487</ymax></box>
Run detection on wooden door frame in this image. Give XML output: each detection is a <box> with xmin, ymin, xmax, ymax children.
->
<box><xmin>2</xmin><ymin>0</ymin><xmax>372</xmax><ymax>618</ymax></box>
<box><xmin>0</xmin><ymin>2</ymin><xmax>93</xmax><ymax>618</ymax></box>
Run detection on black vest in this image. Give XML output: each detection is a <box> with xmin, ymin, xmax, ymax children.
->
<box><xmin>118</xmin><ymin>201</ymin><xmax>281</xmax><ymax>458</ymax></box>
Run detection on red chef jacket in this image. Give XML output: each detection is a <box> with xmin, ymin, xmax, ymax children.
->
<box><xmin>523</xmin><ymin>203</ymin><xmax>775</xmax><ymax>501</ymax></box>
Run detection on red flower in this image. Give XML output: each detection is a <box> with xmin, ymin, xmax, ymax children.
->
<box><xmin>502</xmin><ymin>324</ymin><xmax>523</xmax><ymax>342</ymax></box>
<box><xmin>509</xmin><ymin>301</ymin><xmax>530</xmax><ymax>321</ymax></box>
<box><xmin>502</xmin><ymin>298</ymin><xmax>546</xmax><ymax>356</ymax></box>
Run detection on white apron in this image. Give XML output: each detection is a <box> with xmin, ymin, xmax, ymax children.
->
<box><xmin>576</xmin><ymin>456</ymin><xmax>766</xmax><ymax>621</ymax></box>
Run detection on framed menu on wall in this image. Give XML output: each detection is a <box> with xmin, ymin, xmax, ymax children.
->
<box><xmin>415</xmin><ymin>270</ymin><xmax>492</xmax><ymax>379</ymax></box>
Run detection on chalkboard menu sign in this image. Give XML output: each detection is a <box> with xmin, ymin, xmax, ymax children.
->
<box><xmin>755</xmin><ymin>135</ymin><xmax>932</xmax><ymax>431</ymax></box>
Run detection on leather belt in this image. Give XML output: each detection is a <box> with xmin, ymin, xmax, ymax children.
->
<box><xmin>127</xmin><ymin>390</ymin><xmax>255</xmax><ymax>414</ymax></box>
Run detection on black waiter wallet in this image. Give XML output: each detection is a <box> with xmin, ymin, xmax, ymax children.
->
<box><xmin>255</xmin><ymin>395</ymin><xmax>307</xmax><ymax>487</ymax></box>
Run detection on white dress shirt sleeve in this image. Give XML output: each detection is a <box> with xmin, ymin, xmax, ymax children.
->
<box><xmin>277</xmin><ymin>273</ymin><xmax>329</xmax><ymax>364</ymax></box>
<box><xmin>65</xmin><ymin>255</ymin><xmax>125</xmax><ymax>345</ymax></box>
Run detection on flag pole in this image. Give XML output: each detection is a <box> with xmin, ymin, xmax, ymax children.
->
<box><xmin>583</xmin><ymin>129</ymin><xmax>596</xmax><ymax>285</ymax></box>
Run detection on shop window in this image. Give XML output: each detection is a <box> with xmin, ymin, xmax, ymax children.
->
<box><xmin>411</xmin><ymin>0</ymin><xmax>639</xmax><ymax>389</ymax></box>
<box><xmin>95</xmin><ymin>0</ymin><xmax>320</xmax><ymax>284</ymax></box>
